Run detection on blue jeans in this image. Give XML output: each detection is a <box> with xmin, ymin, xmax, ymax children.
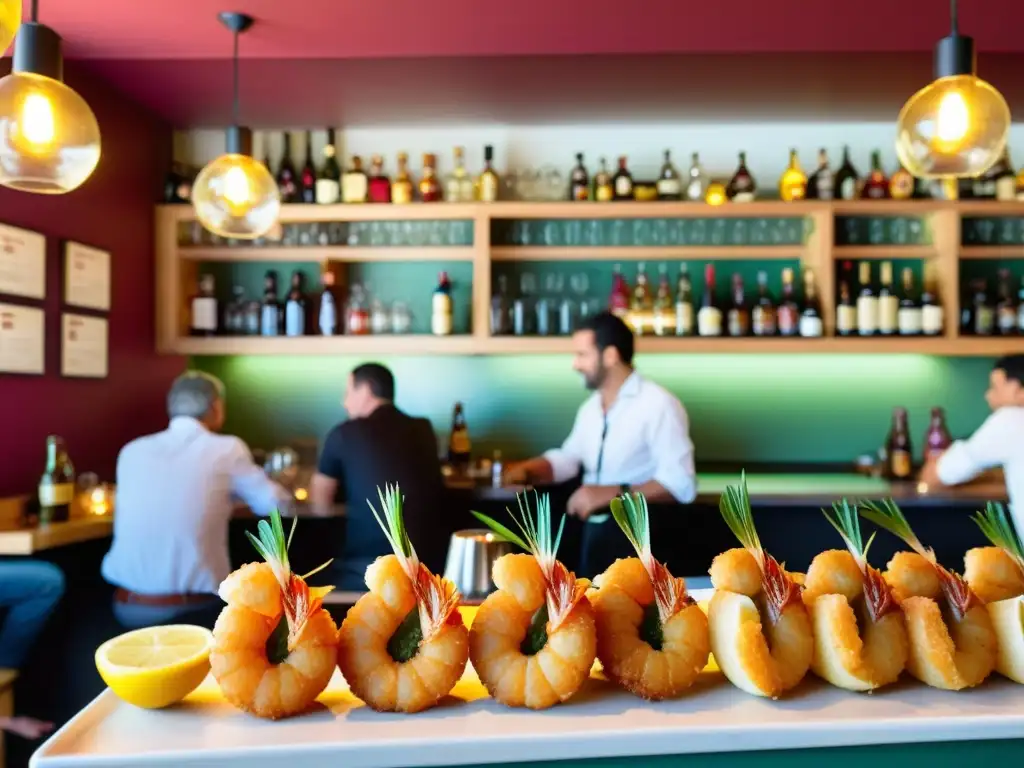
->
<box><xmin>0</xmin><ymin>560</ymin><xmax>65</xmax><ymax>669</ymax></box>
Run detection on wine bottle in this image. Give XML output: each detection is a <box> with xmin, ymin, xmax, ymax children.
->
<box><xmin>727</xmin><ymin>151</ymin><xmax>756</xmax><ymax>202</ymax></box>
<box><xmin>276</xmin><ymin>133</ymin><xmax>298</xmax><ymax>203</ymax></box>
<box><xmin>834</xmin><ymin>146</ymin><xmax>860</xmax><ymax>200</ymax></box>
<box><xmin>995</xmin><ymin>149</ymin><xmax>1016</xmax><ymax>201</ymax></box>
<box><xmin>777</xmin><ymin>268</ymin><xmax>799</xmax><ymax>336</ymax></box>
<box><xmin>923</xmin><ymin>407</ymin><xmax>952</xmax><ymax>463</ymax></box>
<box><xmin>613</xmin><ymin>156</ymin><xmax>634</xmax><ymax>200</ymax></box>
<box><xmin>656</xmin><ymin>150</ymin><xmax>682</xmax><ymax>200</ymax></box>
<box><xmin>921</xmin><ymin>262</ymin><xmax>944</xmax><ymax>336</ymax></box>
<box><xmin>806</xmin><ymin>148</ymin><xmax>834</xmax><ymax>200</ymax></box>
<box><xmin>674</xmin><ymin>264</ymin><xmax>694</xmax><ymax>336</ymax></box>
<box><xmin>629</xmin><ymin>262</ymin><xmax>652</xmax><ymax>335</ymax></box>
<box><xmin>368</xmin><ymin>155</ymin><xmax>391</xmax><ymax>203</ymax></box>
<box><xmin>284</xmin><ymin>271</ymin><xmax>307</xmax><ymax>337</ymax></box>
<box><xmin>569</xmin><ymin>152</ymin><xmax>590</xmax><ymax>201</ymax></box>
<box><xmin>836</xmin><ymin>265</ymin><xmax>856</xmax><ymax>337</ymax></box>
<box><xmin>190</xmin><ymin>273</ymin><xmax>218</xmax><ymax>337</ymax></box>
<box><xmin>799</xmin><ymin>269</ymin><xmax>823</xmax><ymax>337</ymax></box>
<box><xmin>316</xmin><ymin>128</ymin><xmax>342</xmax><ymax>205</ymax></box>
<box><xmin>432</xmin><ymin>271</ymin><xmax>453</xmax><ymax>335</ymax></box>
<box><xmin>299</xmin><ymin>130</ymin><xmax>316</xmax><ymax>204</ymax></box>
<box><xmin>419</xmin><ymin>153</ymin><xmax>442</xmax><ymax>202</ymax></box>
<box><xmin>38</xmin><ymin>436</ymin><xmax>75</xmax><ymax>524</ymax></box>
<box><xmin>856</xmin><ymin>262</ymin><xmax>878</xmax><ymax>336</ymax></box>
<box><xmin>697</xmin><ymin>264</ymin><xmax>722</xmax><ymax>337</ymax></box>
<box><xmin>886</xmin><ymin>407</ymin><xmax>913</xmax><ymax>480</ymax></box>
<box><xmin>897</xmin><ymin>267</ymin><xmax>922</xmax><ymax>336</ymax></box>
<box><xmin>342</xmin><ymin>156</ymin><xmax>369</xmax><ymax>203</ymax></box>
<box><xmin>752</xmin><ymin>271</ymin><xmax>777</xmax><ymax>337</ymax></box>
<box><xmin>260</xmin><ymin>270</ymin><xmax>281</xmax><ymax>337</ymax></box>
<box><xmin>778</xmin><ymin>148</ymin><xmax>807</xmax><ymax>202</ymax></box>
<box><xmin>685</xmin><ymin>152</ymin><xmax>708</xmax><ymax>201</ymax></box>
<box><xmin>860</xmin><ymin>151</ymin><xmax>890</xmax><ymax>199</ymax></box>
<box><xmin>392</xmin><ymin>152</ymin><xmax>414</xmax><ymax>204</ymax></box>
<box><xmin>609</xmin><ymin>263</ymin><xmax>630</xmax><ymax>319</ymax></box>
<box><xmin>726</xmin><ymin>274</ymin><xmax>750</xmax><ymax>337</ymax></box>
<box><xmin>889</xmin><ymin>163</ymin><xmax>914</xmax><ymax>200</ymax></box>
<box><xmin>594</xmin><ymin>158</ymin><xmax>614</xmax><ymax>202</ymax></box>
<box><xmin>996</xmin><ymin>269</ymin><xmax>1018</xmax><ymax>335</ymax></box>
<box><xmin>448</xmin><ymin>402</ymin><xmax>472</xmax><ymax>471</ymax></box>
<box><xmin>477</xmin><ymin>145</ymin><xmax>500</xmax><ymax>202</ymax></box>
<box><xmin>446</xmin><ymin>147</ymin><xmax>474</xmax><ymax>202</ymax></box>
<box><xmin>318</xmin><ymin>270</ymin><xmax>338</xmax><ymax>336</ymax></box>
<box><xmin>877</xmin><ymin>261</ymin><xmax>898</xmax><ymax>335</ymax></box>
<box><xmin>652</xmin><ymin>264</ymin><xmax>673</xmax><ymax>336</ymax></box>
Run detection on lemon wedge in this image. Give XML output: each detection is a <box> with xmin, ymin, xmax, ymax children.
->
<box><xmin>95</xmin><ymin>624</ymin><xmax>213</xmax><ymax>709</ymax></box>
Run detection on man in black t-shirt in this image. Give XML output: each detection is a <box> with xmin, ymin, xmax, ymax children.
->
<box><xmin>309</xmin><ymin>363</ymin><xmax>447</xmax><ymax>590</ymax></box>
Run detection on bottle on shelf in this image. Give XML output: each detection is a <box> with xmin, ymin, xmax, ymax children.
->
<box><xmin>963</xmin><ymin>279</ymin><xmax>994</xmax><ymax>336</ymax></box>
<box><xmin>318</xmin><ymin>270</ymin><xmax>338</xmax><ymax>336</ymax></box>
<box><xmin>994</xmin><ymin>149</ymin><xmax>1017</xmax><ymax>201</ymax></box>
<box><xmin>860</xmin><ymin>151</ymin><xmax>891</xmax><ymax>199</ymax></box>
<box><xmin>834</xmin><ymin>146</ymin><xmax>860</xmax><ymax>200</ymax></box>
<box><xmin>996</xmin><ymin>269</ymin><xmax>1018</xmax><ymax>335</ymax></box>
<box><xmin>446</xmin><ymin>147</ymin><xmax>475</xmax><ymax>203</ymax></box>
<box><xmin>569</xmin><ymin>153</ymin><xmax>590</xmax><ymax>201</ymax></box>
<box><xmin>685</xmin><ymin>153</ymin><xmax>708</xmax><ymax>201</ymax></box>
<box><xmin>886</xmin><ymin>407</ymin><xmax>914</xmax><ymax>480</ymax></box>
<box><xmin>727</xmin><ymin>151</ymin><xmax>756</xmax><ymax>202</ymax></box>
<box><xmin>38</xmin><ymin>435</ymin><xmax>75</xmax><ymax>524</ymax></box>
<box><xmin>856</xmin><ymin>262</ymin><xmax>878</xmax><ymax>336</ymax></box>
<box><xmin>727</xmin><ymin>274</ymin><xmax>750</xmax><ymax>337</ymax></box>
<box><xmin>190</xmin><ymin>273</ymin><xmax>218</xmax><ymax>337</ymax></box>
<box><xmin>223</xmin><ymin>285</ymin><xmax>246</xmax><ymax>335</ymax></box>
<box><xmin>697</xmin><ymin>264</ymin><xmax>722</xmax><ymax>337</ymax></box>
<box><xmin>260</xmin><ymin>270</ymin><xmax>281</xmax><ymax>336</ymax></box>
<box><xmin>629</xmin><ymin>262</ymin><xmax>652</xmax><ymax>335</ymax></box>
<box><xmin>432</xmin><ymin>271</ymin><xmax>453</xmax><ymax>336</ymax></box>
<box><xmin>653</xmin><ymin>264</ymin><xmax>673</xmax><ymax>336</ymax></box>
<box><xmin>921</xmin><ymin>263</ymin><xmax>944</xmax><ymax>336</ymax></box>
<box><xmin>391</xmin><ymin>152</ymin><xmax>414</xmax><ymax>204</ymax></box>
<box><xmin>370</xmin><ymin>297</ymin><xmax>390</xmax><ymax>335</ymax></box>
<box><xmin>284</xmin><ymin>271</ymin><xmax>307</xmax><ymax>337</ymax></box>
<box><xmin>656</xmin><ymin>150</ymin><xmax>682</xmax><ymax>200</ymax></box>
<box><xmin>345</xmin><ymin>284</ymin><xmax>370</xmax><ymax>335</ymax></box>
<box><xmin>877</xmin><ymin>261</ymin><xmax>898</xmax><ymax>336</ymax></box>
<box><xmin>368</xmin><ymin>155</ymin><xmax>391</xmax><ymax>203</ymax></box>
<box><xmin>491</xmin><ymin>274</ymin><xmax>511</xmax><ymax>335</ymax></box>
<box><xmin>243</xmin><ymin>299</ymin><xmax>260</xmax><ymax>336</ymax></box>
<box><xmin>342</xmin><ymin>155</ymin><xmax>369</xmax><ymax>203</ymax></box>
<box><xmin>778</xmin><ymin>148</ymin><xmax>807</xmax><ymax>202</ymax></box>
<box><xmin>923</xmin><ymin>407</ymin><xmax>952</xmax><ymax>463</ymax></box>
<box><xmin>609</xmin><ymin>263</ymin><xmax>630</xmax><ymax>319</ymax></box>
<box><xmin>612</xmin><ymin>156</ymin><xmax>634</xmax><ymax>201</ymax></box>
<box><xmin>799</xmin><ymin>269</ymin><xmax>823</xmax><ymax>337</ymax></box>
<box><xmin>593</xmin><ymin>158</ymin><xmax>614</xmax><ymax>202</ymax></box>
<box><xmin>419</xmin><ymin>153</ymin><xmax>442</xmax><ymax>202</ymax></box>
<box><xmin>889</xmin><ymin>163</ymin><xmax>915</xmax><ymax>200</ymax></box>
<box><xmin>897</xmin><ymin>267</ymin><xmax>923</xmax><ymax>336</ymax></box>
<box><xmin>299</xmin><ymin>130</ymin><xmax>317</xmax><ymax>204</ymax></box>
<box><xmin>752</xmin><ymin>270</ymin><xmax>777</xmax><ymax>336</ymax></box>
<box><xmin>448</xmin><ymin>402</ymin><xmax>472</xmax><ymax>473</ymax></box>
<box><xmin>836</xmin><ymin>261</ymin><xmax>857</xmax><ymax>336</ymax></box>
<box><xmin>1018</xmin><ymin>276</ymin><xmax>1024</xmax><ymax>333</ymax></box>
<box><xmin>674</xmin><ymin>265</ymin><xmax>694</xmax><ymax>336</ymax></box>
<box><xmin>477</xmin><ymin>145</ymin><xmax>500</xmax><ymax>202</ymax></box>
<box><xmin>316</xmin><ymin>128</ymin><xmax>341</xmax><ymax>205</ymax></box>
<box><xmin>276</xmin><ymin>132</ymin><xmax>298</xmax><ymax>203</ymax></box>
<box><xmin>805</xmin><ymin>148</ymin><xmax>834</xmax><ymax>200</ymax></box>
<box><xmin>777</xmin><ymin>268</ymin><xmax>799</xmax><ymax>337</ymax></box>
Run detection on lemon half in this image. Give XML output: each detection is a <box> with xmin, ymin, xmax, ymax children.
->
<box><xmin>95</xmin><ymin>624</ymin><xmax>213</xmax><ymax>709</ymax></box>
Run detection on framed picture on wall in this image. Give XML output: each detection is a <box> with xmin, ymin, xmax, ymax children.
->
<box><xmin>63</xmin><ymin>241</ymin><xmax>111</xmax><ymax>312</ymax></box>
<box><xmin>0</xmin><ymin>302</ymin><xmax>45</xmax><ymax>375</ymax></box>
<box><xmin>0</xmin><ymin>223</ymin><xmax>46</xmax><ymax>301</ymax></box>
<box><xmin>61</xmin><ymin>312</ymin><xmax>108</xmax><ymax>379</ymax></box>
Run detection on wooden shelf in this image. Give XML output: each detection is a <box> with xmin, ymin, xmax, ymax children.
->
<box><xmin>490</xmin><ymin>245</ymin><xmax>801</xmax><ymax>261</ymax></box>
<box><xmin>831</xmin><ymin>245</ymin><xmax>935</xmax><ymax>259</ymax></box>
<box><xmin>177</xmin><ymin>246</ymin><xmax>475</xmax><ymax>263</ymax></box>
<box><xmin>959</xmin><ymin>246</ymin><xmax>1024</xmax><ymax>259</ymax></box>
<box><xmin>167</xmin><ymin>335</ymin><xmax>483</xmax><ymax>356</ymax></box>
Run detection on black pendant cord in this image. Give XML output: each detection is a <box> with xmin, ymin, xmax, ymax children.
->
<box><xmin>950</xmin><ymin>0</ymin><xmax>958</xmax><ymax>34</ymax></box>
<box><xmin>31</xmin><ymin>0</ymin><xmax>38</xmax><ymax>23</ymax></box>
<box><xmin>231</xmin><ymin>27</ymin><xmax>240</xmax><ymax>127</ymax></box>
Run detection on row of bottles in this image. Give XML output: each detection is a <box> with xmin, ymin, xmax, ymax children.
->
<box><xmin>961</xmin><ymin>269</ymin><xmax>1024</xmax><ymax>336</ymax></box>
<box><xmin>883</xmin><ymin>406</ymin><xmax>951</xmax><ymax>480</ymax></box>
<box><xmin>836</xmin><ymin>261</ymin><xmax>944</xmax><ymax>337</ymax></box>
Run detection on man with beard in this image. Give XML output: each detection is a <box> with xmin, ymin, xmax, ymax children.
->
<box><xmin>504</xmin><ymin>311</ymin><xmax>696</xmax><ymax>576</ymax></box>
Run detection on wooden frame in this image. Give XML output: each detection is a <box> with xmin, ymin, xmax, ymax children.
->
<box><xmin>155</xmin><ymin>200</ymin><xmax>1024</xmax><ymax>357</ymax></box>
<box><xmin>0</xmin><ymin>222</ymin><xmax>46</xmax><ymax>301</ymax></box>
<box><xmin>63</xmin><ymin>241</ymin><xmax>112</xmax><ymax>311</ymax></box>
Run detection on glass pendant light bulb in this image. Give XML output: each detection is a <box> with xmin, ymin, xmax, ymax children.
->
<box><xmin>193</xmin><ymin>152</ymin><xmax>280</xmax><ymax>239</ymax></box>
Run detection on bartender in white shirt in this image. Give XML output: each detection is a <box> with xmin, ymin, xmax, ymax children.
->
<box><xmin>102</xmin><ymin>371</ymin><xmax>294</xmax><ymax>629</ymax></box>
<box><xmin>505</xmin><ymin>311</ymin><xmax>697</xmax><ymax>575</ymax></box>
<box><xmin>921</xmin><ymin>354</ymin><xmax>1024</xmax><ymax>533</ymax></box>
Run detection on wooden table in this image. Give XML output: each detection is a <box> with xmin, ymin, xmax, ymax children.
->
<box><xmin>0</xmin><ymin>496</ymin><xmax>114</xmax><ymax>556</ymax></box>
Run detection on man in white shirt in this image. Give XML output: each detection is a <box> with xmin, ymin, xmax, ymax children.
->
<box><xmin>102</xmin><ymin>371</ymin><xmax>292</xmax><ymax>628</ymax></box>
<box><xmin>506</xmin><ymin>311</ymin><xmax>696</xmax><ymax>575</ymax></box>
<box><xmin>922</xmin><ymin>355</ymin><xmax>1024</xmax><ymax>533</ymax></box>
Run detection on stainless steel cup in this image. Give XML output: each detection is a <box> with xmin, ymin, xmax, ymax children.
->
<box><xmin>443</xmin><ymin>529</ymin><xmax>512</xmax><ymax>600</ymax></box>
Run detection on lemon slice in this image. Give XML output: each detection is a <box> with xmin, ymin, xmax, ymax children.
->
<box><xmin>95</xmin><ymin>624</ymin><xmax>214</xmax><ymax>709</ymax></box>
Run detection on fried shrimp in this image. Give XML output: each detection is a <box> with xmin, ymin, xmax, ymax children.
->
<box><xmin>210</xmin><ymin>511</ymin><xmax>338</xmax><ymax>719</ymax></box>
<box><xmin>470</xmin><ymin>492</ymin><xmax>596</xmax><ymax>709</ymax></box>
<box><xmin>708</xmin><ymin>474</ymin><xmax>812</xmax><ymax>699</ymax></box>
<box><xmin>861</xmin><ymin>499</ymin><xmax>996</xmax><ymax>691</ymax></box>
<box><xmin>967</xmin><ymin>503</ymin><xmax>1024</xmax><ymax>684</ymax></box>
<box><xmin>337</xmin><ymin>485</ymin><xmax>468</xmax><ymax>713</ymax></box>
<box><xmin>802</xmin><ymin>500</ymin><xmax>907</xmax><ymax>692</ymax></box>
<box><xmin>591</xmin><ymin>493</ymin><xmax>709</xmax><ymax>700</ymax></box>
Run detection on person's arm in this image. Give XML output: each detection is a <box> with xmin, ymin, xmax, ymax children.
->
<box><xmin>226</xmin><ymin>438</ymin><xmax>291</xmax><ymax>516</ymax></box>
<box><xmin>310</xmin><ymin>429</ymin><xmax>347</xmax><ymax>517</ymax></box>
<box><xmin>645</xmin><ymin>397</ymin><xmax>698</xmax><ymax>504</ymax></box>
<box><xmin>934</xmin><ymin>411</ymin><xmax>1015</xmax><ymax>487</ymax></box>
<box><xmin>0</xmin><ymin>715</ymin><xmax>53</xmax><ymax>739</ymax></box>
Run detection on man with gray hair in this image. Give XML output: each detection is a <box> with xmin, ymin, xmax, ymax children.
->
<box><xmin>101</xmin><ymin>371</ymin><xmax>291</xmax><ymax>628</ymax></box>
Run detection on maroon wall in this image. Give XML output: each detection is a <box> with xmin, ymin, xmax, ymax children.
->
<box><xmin>0</xmin><ymin>64</ymin><xmax>184</xmax><ymax>496</ymax></box>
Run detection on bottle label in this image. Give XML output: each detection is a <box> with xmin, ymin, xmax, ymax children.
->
<box><xmin>260</xmin><ymin>305</ymin><xmax>279</xmax><ymax>336</ymax></box>
<box><xmin>686</xmin><ymin>180</ymin><xmax>705</xmax><ymax>201</ymax></box>
<box><xmin>732</xmin><ymin>191</ymin><xmax>755</xmax><ymax>203</ymax></box>
<box><xmin>996</xmin><ymin>176</ymin><xmax>1017</xmax><ymax>201</ymax></box>
<box><xmin>450</xmin><ymin>431</ymin><xmax>471</xmax><ymax>455</ymax></box>
<box><xmin>319</xmin><ymin>295</ymin><xmax>337</xmax><ymax>336</ymax></box>
<box><xmin>898</xmin><ymin>307</ymin><xmax>923</xmax><ymax>335</ymax></box>
<box><xmin>656</xmin><ymin>178</ymin><xmax>681</xmax><ymax>196</ymax></box>
<box><xmin>432</xmin><ymin>293</ymin><xmax>453</xmax><ymax>335</ymax></box>
<box><xmin>752</xmin><ymin>307</ymin><xmax>777</xmax><ymax>336</ymax></box>
<box><xmin>836</xmin><ymin>305</ymin><xmax>856</xmax><ymax>334</ymax></box>
<box><xmin>799</xmin><ymin>315</ymin><xmax>823</xmax><ymax>338</ymax></box>
<box><xmin>890</xmin><ymin>174</ymin><xmax>914</xmax><ymax>200</ymax></box>
<box><xmin>816</xmin><ymin>172</ymin><xmax>835</xmax><ymax>200</ymax></box>
<box><xmin>39</xmin><ymin>482</ymin><xmax>73</xmax><ymax>506</ymax></box>
<box><xmin>371</xmin><ymin>307</ymin><xmax>390</xmax><ymax>334</ymax></box>
<box><xmin>878</xmin><ymin>296</ymin><xmax>899</xmax><ymax>334</ymax></box>
<box><xmin>891</xmin><ymin>449</ymin><xmax>912</xmax><ymax>479</ymax></box>
<box><xmin>697</xmin><ymin>306</ymin><xmax>723</xmax><ymax>337</ymax></box>
<box><xmin>727</xmin><ymin>310</ymin><xmax>748</xmax><ymax>337</ymax></box>
<box><xmin>191</xmin><ymin>297</ymin><xmax>218</xmax><ymax>331</ymax></box>
<box><xmin>856</xmin><ymin>296</ymin><xmax>878</xmax><ymax>335</ymax></box>
<box><xmin>778</xmin><ymin>307</ymin><xmax>799</xmax><ymax>336</ymax></box>
<box><xmin>392</xmin><ymin>183</ymin><xmax>413</xmax><ymax>204</ymax></box>
<box><xmin>922</xmin><ymin>305</ymin><xmax>944</xmax><ymax>335</ymax></box>
<box><xmin>840</xmin><ymin>177</ymin><xmax>857</xmax><ymax>200</ymax></box>
<box><xmin>479</xmin><ymin>175</ymin><xmax>499</xmax><ymax>202</ymax></box>
<box><xmin>675</xmin><ymin>302</ymin><xmax>694</xmax><ymax>335</ymax></box>
<box><xmin>316</xmin><ymin>179</ymin><xmax>340</xmax><ymax>205</ymax></box>
<box><xmin>615</xmin><ymin>177</ymin><xmax>633</xmax><ymax>198</ymax></box>
<box><xmin>347</xmin><ymin>308</ymin><xmax>369</xmax><ymax>335</ymax></box>
<box><xmin>976</xmin><ymin>306</ymin><xmax>995</xmax><ymax>335</ymax></box>
<box><xmin>998</xmin><ymin>308</ymin><xmax>1017</xmax><ymax>334</ymax></box>
<box><xmin>285</xmin><ymin>301</ymin><xmax>305</xmax><ymax>337</ymax></box>
<box><xmin>596</xmin><ymin>184</ymin><xmax>613</xmax><ymax>202</ymax></box>
<box><xmin>342</xmin><ymin>174</ymin><xmax>367</xmax><ymax>203</ymax></box>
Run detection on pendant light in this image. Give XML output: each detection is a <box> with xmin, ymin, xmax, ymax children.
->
<box><xmin>0</xmin><ymin>0</ymin><xmax>101</xmax><ymax>194</ymax></box>
<box><xmin>0</xmin><ymin>0</ymin><xmax>21</xmax><ymax>54</ymax></box>
<box><xmin>192</xmin><ymin>12</ymin><xmax>279</xmax><ymax>240</ymax></box>
<box><xmin>895</xmin><ymin>0</ymin><xmax>1010</xmax><ymax>179</ymax></box>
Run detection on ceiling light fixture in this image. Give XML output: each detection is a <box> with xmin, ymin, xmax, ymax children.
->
<box><xmin>0</xmin><ymin>0</ymin><xmax>21</xmax><ymax>54</ymax></box>
<box><xmin>895</xmin><ymin>0</ymin><xmax>1010</xmax><ymax>179</ymax></box>
<box><xmin>0</xmin><ymin>0</ymin><xmax>101</xmax><ymax>194</ymax></box>
<box><xmin>192</xmin><ymin>12</ymin><xmax>279</xmax><ymax>240</ymax></box>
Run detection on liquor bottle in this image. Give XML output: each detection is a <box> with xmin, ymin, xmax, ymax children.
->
<box><xmin>276</xmin><ymin>133</ymin><xmax>298</xmax><ymax>203</ymax></box>
<box><xmin>685</xmin><ymin>152</ymin><xmax>708</xmax><ymax>201</ymax></box>
<box><xmin>190</xmin><ymin>273</ymin><xmax>218</xmax><ymax>337</ymax></box>
<box><xmin>877</xmin><ymin>261</ymin><xmax>898</xmax><ymax>335</ymax></box>
<box><xmin>653</xmin><ymin>264</ymin><xmax>673</xmax><ymax>335</ymax></box>
<box><xmin>963</xmin><ymin>279</ymin><xmax>995</xmax><ymax>335</ymax></box>
<box><xmin>391</xmin><ymin>153</ymin><xmax>414</xmax><ymax>204</ymax></box>
<box><xmin>368</xmin><ymin>155</ymin><xmax>391</xmax><ymax>203</ymax></box>
<box><xmin>612</xmin><ymin>156</ymin><xmax>634</xmax><ymax>200</ymax></box>
<box><xmin>727</xmin><ymin>151</ymin><xmax>756</xmax><ymax>202</ymax></box>
<box><xmin>752</xmin><ymin>270</ymin><xmax>777</xmax><ymax>336</ymax></box>
<box><xmin>569</xmin><ymin>152</ymin><xmax>590</xmax><ymax>201</ymax></box>
<box><xmin>995</xmin><ymin>149</ymin><xmax>1017</xmax><ymax>201</ymax></box>
<box><xmin>448</xmin><ymin>402</ymin><xmax>472</xmax><ymax>472</ymax></box>
<box><xmin>419</xmin><ymin>153</ymin><xmax>442</xmax><ymax>202</ymax></box>
<box><xmin>342</xmin><ymin>156</ymin><xmax>369</xmax><ymax>203</ymax></box>
<box><xmin>316</xmin><ymin>128</ymin><xmax>342</xmax><ymax>204</ymax></box>
<box><xmin>491</xmin><ymin>274</ymin><xmax>511</xmax><ymax>335</ymax></box>
<box><xmin>299</xmin><ymin>131</ymin><xmax>317</xmax><ymax>204</ymax></box>
<box><xmin>886</xmin><ymin>407</ymin><xmax>914</xmax><ymax>480</ymax></box>
<box><xmin>317</xmin><ymin>270</ymin><xmax>338</xmax><ymax>336</ymax></box>
<box><xmin>609</xmin><ymin>263</ymin><xmax>630</xmax><ymax>318</ymax></box>
<box><xmin>777</xmin><ymin>268</ymin><xmax>800</xmax><ymax>337</ymax></box>
<box><xmin>284</xmin><ymin>271</ymin><xmax>307</xmax><ymax>337</ymax></box>
<box><xmin>805</xmin><ymin>148</ymin><xmax>834</xmax><ymax>200</ymax></box>
<box><xmin>477</xmin><ymin>145</ymin><xmax>500</xmax><ymax>202</ymax></box>
<box><xmin>860</xmin><ymin>151</ymin><xmax>890</xmax><ymax>199</ymax></box>
<box><xmin>432</xmin><ymin>271</ymin><xmax>453</xmax><ymax>335</ymax></box>
<box><xmin>38</xmin><ymin>435</ymin><xmax>75</xmax><ymax>524</ymax></box>
<box><xmin>921</xmin><ymin>263</ymin><xmax>944</xmax><ymax>336</ymax></box>
<box><xmin>889</xmin><ymin>163</ymin><xmax>915</xmax><ymax>200</ymax></box>
<box><xmin>629</xmin><ymin>262</ymin><xmax>652</xmax><ymax>335</ymax></box>
<box><xmin>242</xmin><ymin>299</ymin><xmax>260</xmax><ymax>335</ymax></box>
<box><xmin>799</xmin><ymin>269</ymin><xmax>823</xmax><ymax>337</ymax></box>
<box><xmin>996</xmin><ymin>269</ymin><xmax>1018</xmax><ymax>335</ymax></box>
<box><xmin>674</xmin><ymin>264</ymin><xmax>694</xmax><ymax>336</ymax></box>
<box><xmin>727</xmin><ymin>274</ymin><xmax>750</xmax><ymax>337</ymax></box>
<box><xmin>260</xmin><ymin>270</ymin><xmax>281</xmax><ymax>336</ymax></box>
<box><xmin>836</xmin><ymin>261</ymin><xmax>857</xmax><ymax>336</ymax></box>
<box><xmin>594</xmin><ymin>158</ymin><xmax>614</xmax><ymax>202</ymax></box>
<box><xmin>345</xmin><ymin>284</ymin><xmax>370</xmax><ymax>335</ymax></box>
<box><xmin>834</xmin><ymin>146</ymin><xmax>860</xmax><ymax>200</ymax></box>
<box><xmin>856</xmin><ymin>262</ymin><xmax>878</xmax><ymax>336</ymax></box>
<box><xmin>897</xmin><ymin>267</ymin><xmax>923</xmax><ymax>336</ymax></box>
<box><xmin>223</xmin><ymin>285</ymin><xmax>245</xmax><ymax>335</ymax></box>
<box><xmin>656</xmin><ymin>150</ymin><xmax>682</xmax><ymax>200</ymax></box>
<box><xmin>923</xmin><ymin>407</ymin><xmax>952</xmax><ymax>463</ymax></box>
<box><xmin>697</xmin><ymin>264</ymin><xmax>722</xmax><ymax>337</ymax></box>
<box><xmin>440</xmin><ymin>147</ymin><xmax>468</xmax><ymax>203</ymax></box>
<box><xmin>778</xmin><ymin>148</ymin><xmax>807</xmax><ymax>202</ymax></box>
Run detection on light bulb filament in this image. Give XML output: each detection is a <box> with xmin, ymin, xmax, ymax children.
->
<box><xmin>20</xmin><ymin>92</ymin><xmax>55</xmax><ymax>147</ymax></box>
<box><xmin>223</xmin><ymin>164</ymin><xmax>252</xmax><ymax>209</ymax></box>
<box><xmin>935</xmin><ymin>90</ymin><xmax>969</xmax><ymax>144</ymax></box>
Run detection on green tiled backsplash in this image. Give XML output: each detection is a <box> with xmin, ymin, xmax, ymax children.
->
<box><xmin>491</xmin><ymin>217</ymin><xmax>808</xmax><ymax>247</ymax></box>
<box><xmin>834</xmin><ymin>216</ymin><xmax>931</xmax><ymax>246</ymax></box>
